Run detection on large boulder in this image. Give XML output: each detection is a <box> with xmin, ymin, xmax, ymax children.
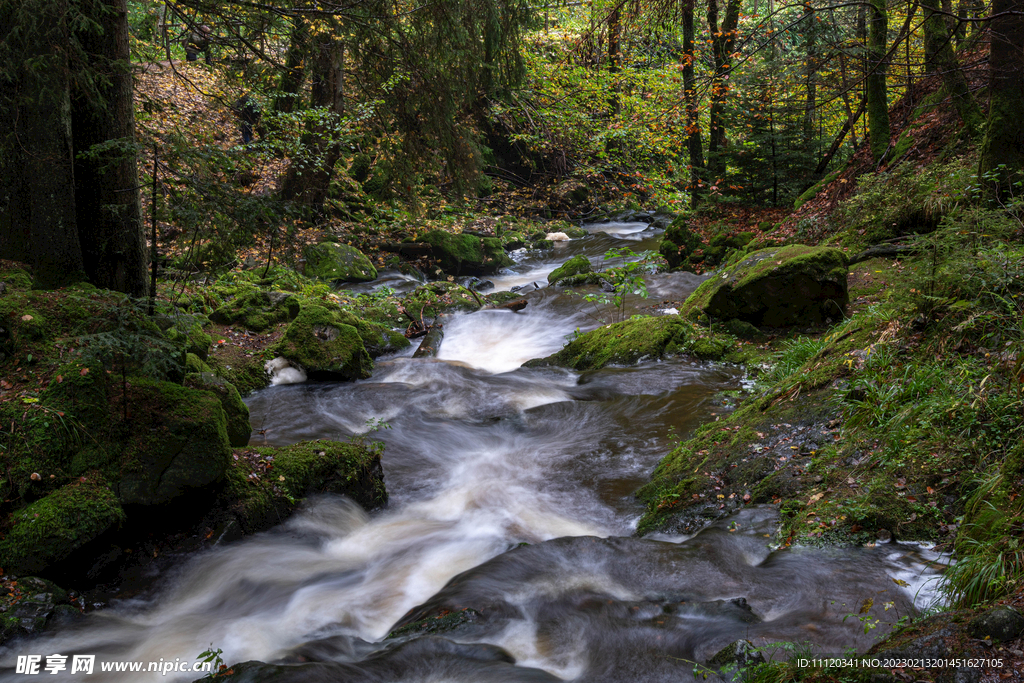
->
<box><xmin>304</xmin><ymin>242</ymin><xmax>378</xmax><ymax>283</ymax></box>
<box><xmin>70</xmin><ymin>379</ymin><xmax>232</xmax><ymax>507</ymax></box>
<box><xmin>547</xmin><ymin>255</ymin><xmax>592</xmax><ymax>284</ymax></box>
<box><xmin>681</xmin><ymin>245</ymin><xmax>848</xmax><ymax>327</ymax></box>
<box><xmin>422</xmin><ymin>230</ymin><xmax>513</xmax><ymax>276</ymax></box>
<box><xmin>210</xmin><ymin>289</ymin><xmax>301</xmax><ymax>332</ymax></box>
<box><xmin>525</xmin><ymin>316</ymin><xmax>738</xmax><ymax>371</ymax></box>
<box><xmin>0</xmin><ymin>477</ymin><xmax>125</xmax><ymax>575</ymax></box>
<box><xmin>270</xmin><ymin>305</ymin><xmax>373</xmax><ymax>380</ymax></box>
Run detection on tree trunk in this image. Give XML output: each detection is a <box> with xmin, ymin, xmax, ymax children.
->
<box><xmin>978</xmin><ymin>0</ymin><xmax>1024</xmax><ymax>195</ymax></box>
<box><xmin>682</xmin><ymin>0</ymin><xmax>704</xmax><ymax>208</ymax></box>
<box><xmin>274</xmin><ymin>17</ymin><xmax>308</xmax><ymax>114</ymax></box>
<box><xmin>923</xmin><ymin>1</ymin><xmax>983</xmax><ymax>138</ymax></box>
<box><xmin>280</xmin><ymin>29</ymin><xmax>345</xmax><ymax>210</ymax></box>
<box><xmin>72</xmin><ymin>0</ymin><xmax>148</xmax><ymax>297</ymax></box>
<box><xmin>0</xmin><ymin>1</ymin><xmax>85</xmax><ymax>287</ymax></box>
<box><xmin>707</xmin><ymin>0</ymin><xmax>742</xmax><ymax>177</ymax></box>
<box><xmin>803</xmin><ymin>1</ymin><xmax>818</xmax><ymax>143</ymax></box>
<box><xmin>866</xmin><ymin>0</ymin><xmax>891</xmax><ymax>161</ymax></box>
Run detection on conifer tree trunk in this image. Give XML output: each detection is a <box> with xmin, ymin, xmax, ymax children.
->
<box><xmin>682</xmin><ymin>0</ymin><xmax>704</xmax><ymax>207</ymax></box>
<box><xmin>73</xmin><ymin>0</ymin><xmax>148</xmax><ymax>297</ymax></box>
<box><xmin>707</xmin><ymin>0</ymin><xmax>741</xmax><ymax>177</ymax></box>
<box><xmin>978</xmin><ymin>0</ymin><xmax>1024</xmax><ymax>195</ymax></box>
<box><xmin>274</xmin><ymin>17</ymin><xmax>308</xmax><ymax>114</ymax></box>
<box><xmin>923</xmin><ymin>1</ymin><xmax>983</xmax><ymax>137</ymax></box>
<box><xmin>866</xmin><ymin>0</ymin><xmax>891</xmax><ymax>161</ymax></box>
<box><xmin>280</xmin><ymin>29</ymin><xmax>345</xmax><ymax>210</ymax></box>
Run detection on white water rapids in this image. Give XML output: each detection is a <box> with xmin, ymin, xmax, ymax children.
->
<box><xmin>0</xmin><ymin>222</ymin><xmax>944</xmax><ymax>683</ymax></box>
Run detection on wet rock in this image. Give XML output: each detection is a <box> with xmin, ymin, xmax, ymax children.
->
<box><xmin>967</xmin><ymin>606</ymin><xmax>1024</xmax><ymax>643</ymax></box>
<box><xmin>723</xmin><ymin>318</ymin><xmax>764</xmax><ymax>340</ymax></box>
<box><xmin>681</xmin><ymin>245</ymin><xmax>849</xmax><ymax>327</ymax></box>
<box><xmin>0</xmin><ymin>576</ymin><xmax>72</xmax><ymax>644</ymax></box>
<box><xmin>0</xmin><ymin>479</ymin><xmax>125</xmax><ymax>575</ymax></box>
<box><xmin>706</xmin><ymin>639</ymin><xmax>766</xmax><ymax>671</ymax></box>
<box><xmin>221</xmin><ymin>441</ymin><xmax>387</xmax><ymax>534</ymax></box>
<box><xmin>210</xmin><ymin>290</ymin><xmax>301</xmax><ymax>332</ymax></box>
<box><xmin>421</xmin><ymin>230</ymin><xmax>512</xmax><ymax>276</ymax></box>
<box><xmin>659</xmin><ymin>217</ymin><xmax>704</xmax><ymax>270</ymax></box>
<box><xmin>271</xmin><ymin>305</ymin><xmax>373</xmax><ymax>381</ymax></box>
<box><xmin>304</xmin><ymin>242</ymin><xmax>378</xmax><ymax>283</ymax></box>
<box><xmin>547</xmin><ymin>254</ymin><xmax>592</xmax><ymax>284</ymax></box>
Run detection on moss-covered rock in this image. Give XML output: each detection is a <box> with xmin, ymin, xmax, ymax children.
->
<box><xmin>206</xmin><ymin>354</ymin><xmax>271</xmax><ymax>397</ymax></box>
<box><xmin>0</xmin><ymin>477</ymin><xmax>125</xmax><ymax>575</ymax></box>
<box><xmin>547</xmin><ymin>255</ymin><xmax>592</xmax><ymax>284</ymax></box>
<box><xmin>525</xmin><ymin>316</ymin><xmax>738</xmax><ymax>371</ymax></box>
<box><xmin>681</xmin><ymin>245</ymin><xmax>849</xmax><ymax>327</ymax></box>
<box><xmin>0</xmin><ymin>576</ymin><xmax>72</xmax><ymax>643</ymax></box>
<box><xmin>165</xmin><ymin>321</ymin><xmax>212</xmax><ymax>360</ymax></box>
<box><xmin>184</xmin><ymin>372</ymin><xmax>251</xmax><ymax>447</ymax></box>
<box><xmin>659</xmin><ymin>217</ymin><xmax>705</xmax><ymax>269</ymax></box>
<box><xmin>220</xmin><ymin>440</ymin><xmax>387</xmax><ymax>533</ymax></box>
<box><xmin>185</xmin><ymin>352</ymin><xmax>212</xmax><ymax>374</ymax></box>
<box><xmin>270</xmin><ymin>305</ymin><xmax>372</xmax><ymax>380</ymax></box>
<box><xmin>422</xmin><ymin>230</ymin><xmax>513</xmax><ymax>276</ymax></box>
<box><xmin>336</xmin><ymin>310</ymin><xmax>410</xmax><ymax>358</ymax></box>
<box><xmin>70</xmin><ymin>379</ymin><xmax>231</xmax><ymax>507</ymax></box>
<box><xmin>209</xmin><ymin>289</ymin><xmax>301</xmax><ymax>332</ymax></box>
<box><xmin>304</xmin><ymin>242</ymin><xmax>378</xmax><ymax>283</ymax></box>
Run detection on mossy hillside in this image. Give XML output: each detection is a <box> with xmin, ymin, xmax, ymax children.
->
<box><xmin>304</xmin><ymin>242</ymin><xmax>378</xmax><ymax>283</ymax></box>
<box><xmin>270</xmin><ymin>305</ymin><xmax>373</xmax><ymax>380</ymax></box>
<box><xmin>209</xmin><ymin>288</ymin><xmax>301</xmax><ymax>332</ymax></box>
<box><xmin>527</xmin><ymin>315</ymin><xmax>742</xmax><ymax>371</ymax></box>
<box><xmin>221</xmin><ymin>440</ymin><xmax>387</xmax><ymax>533</ymax></box>
<box><xmin>0</xmin><ymin>400</ymin><xmax>85</xmax><ymax>503</ymax></box>
<box><xmin>184</xmin><ymin>372</ymin><xmax>252</xmax><ymax>447</ymax></box>
<box><xmin>681</xmin><ymin>245</ymin><xmax>849</xmax><ymax>327</ymax></box>
<box><xmin>793</xmin><ymin>168</ymin><xmax>842</xmax><ymax>210</ymax></box>
<box><xmin>421</xmin><ymin>230</ymin><xmax>513</xmax><ymax>275</ymax></box>
<box><xmin>548</xmin><ymin>255</ymin><xmax>592</xmax><ymax>284</ymax></box>
<box><xmin>69</xmin><ymin>378</ymin><xmax>231</xmax><ymax>507</ymax></box>
<box><xmin>0</xmin><ymin>476</ymin><xmax>125</xmax><ymax>575</ymax></box>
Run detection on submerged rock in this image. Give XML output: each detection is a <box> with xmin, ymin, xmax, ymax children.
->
<box><xmin>304</xmin><ymin>242</ymin><xmax>378</xmax><ymax>283</ymax></box>
<box><xmin>681</xmin><ymin>245</ymin><xmax>848</xmax><ymax>327</ymax></box>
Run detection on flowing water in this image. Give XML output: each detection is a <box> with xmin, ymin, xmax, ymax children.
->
<box><xmin>0</xmin><ymin>222</ymin><xmax>943</xmax><ymax>682</ymax></box>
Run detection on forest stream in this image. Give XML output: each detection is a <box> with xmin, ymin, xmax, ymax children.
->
<box><xmin>0</xmin><ymin>223</ymin><xmax>944</xmax><ymax>682</ymax></box>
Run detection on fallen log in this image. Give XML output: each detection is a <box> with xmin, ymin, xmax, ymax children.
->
<box><xmin>412</xmin><ymin>317</ymin><xmax>446</xmax><ymax>358</ymax></box>
<box><xmin>481</xmin><ymin>298</ymin><xmax>528</xmax><ymax>313</ymax></box>
<box><xmin>848</xmin><ymin>244</ymin><xmax>920</xmax><ymax>265</ymax></box>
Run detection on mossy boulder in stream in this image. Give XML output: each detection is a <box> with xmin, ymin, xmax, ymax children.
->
<box><xmin>422</xmin><ymin>230</ymin><xmax>513</xmax><ymax>275</ymax></box>
<box><xmin>681</xmin><ymin>245</ymin><xmax>849</xmax><ymax>327</ymax></box>
<box><xmin>270</xmin><ymin>305</ymin><xmax>373</xmax><ymax>380</ymax></box>
<box><xmin>525</xmin><ymin>316</ymin><xmax>739</xmax><ymax>370</ymax></box>
<box><xmin>304</xmin><ymin>242</ymin><xmax>378</xmax><ymax>283</ymax></box>
<box><xmin>220</xmin><ymin>440</ymin><xmax>387</xmax><ymax>533</ymax></box>
<box><xmin>547</xmin><ymin>255</ymin><xmax>592</xmax><ymax>284</ymax></box>
<box><xmin>184</xmin><ymin>372</ymin><xmax>252</xmax><ymax>446</ymax></box>
<box><xmin>210</xmin><ymin>289</ymin><xmax>301</xmax><ymax>332</ymax></box>
<box><xmin>0</xmin><ymin>476</ymin><xmax>125</xmax><ymax>575</ymax></box>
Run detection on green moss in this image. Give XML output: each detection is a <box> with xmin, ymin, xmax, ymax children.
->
<box><xmin>304</xmin><ymin>242</ymin><xmax>378</xmax><ymax>283</ymax></box>
<box><xmin>0</xmin><ymin>268</ymin><xmax>32</xmax><ymax>290</ymax></box>
<box><xmin>185</xmin><ymin>352</ymin><xmax>212</xmax><ymax>374</ymax></box>
<box><xmin>421</xmin><ymin>230</ymin><xmax>513</xmax><ymax>275</ymax></box>
<box><xmin>184</xmin><ymin>372</ymin><xmax>251</xmax><ymax>447</ymax></box>
<box><xmin>67</xmin><ymin>378</ymin><xmax>231</xmax><ymax>506</ymax></box>
<box><xmin>0</xmin><ymin>476</ymin><xmax>125</xmax><ymax>575</ymax></box>
<box><xmin>526</xmin><ymin>316</ymin><xmax>737</xmax><ymax>371</ymax></box>
<box><xmin>270</xmin><ymin>305</ymin><xmax>372</xmax><ymax>380</ymax></box>
<box><xmin>222</xmin><ymin>440</ymin><xmax>387</xmax><ymax>533</ymax></box>
<box><xmin>794</xmin><ymin>169</ymin><xmax>842</xmax><ymax>209</ymax></box>
<box><xmin>209</xmin><ymin>289</ymin><xmax>301</xmax><ymax>332</ymax></box>
<box><xmin>207</xmin><ymin>354</ymin><xmax>271</xmax><ymax>396</ymax></box>
<box><xmin>335</xmin><ymin>309</ymin><xmax>410</xmax><ymax>357</ymax></box>
<box><xmin>681</xmin><ymin>245</ymin><xmax>849</xmax><ymax>327</ymax></box>
<box><xmin>547</xmin><ymin>255</ymin><xmax>592</xmax><ymax>284</ymax></box>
